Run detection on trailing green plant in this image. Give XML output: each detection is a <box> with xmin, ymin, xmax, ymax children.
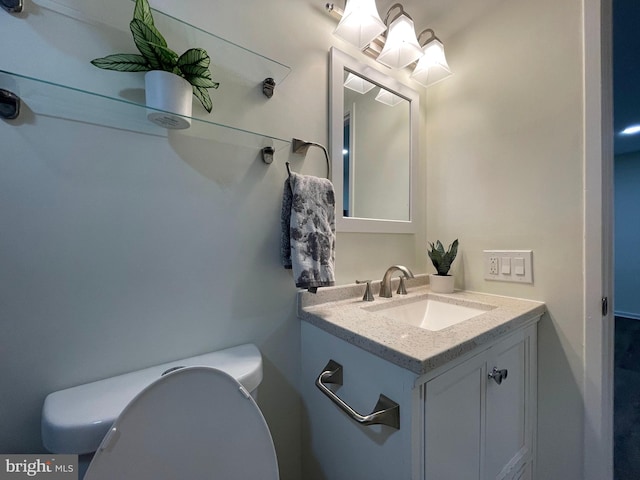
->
<box><xmin>428</xmin><ymin>239</ymin><xmax>459</xmax><ymax>276</ymax></box>
<box><xmin>90</xmin><ymin>0</ymin><xmax>219</xmax><ymax>112</ymax></box>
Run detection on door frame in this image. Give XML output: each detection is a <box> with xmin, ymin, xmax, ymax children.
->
<box><xmin>583</xmin><ymin>0</ymin><xmax>614</xmax><ymax>479</ymax></box>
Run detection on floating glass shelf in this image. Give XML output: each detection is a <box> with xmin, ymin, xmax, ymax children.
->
<box><xmin>2</xmin><ymin>0</ymin><xmax>293</xmax><ymax>151</ymax></box>
<box><xmin>32</xmin><ymin>0</ymin><xmax>292</xmax><ymax>86</ymax></box>
<box><xmin>0</xmin><ymin>70</ymin><xmax>291</xmax><ymax>152</ymax></box>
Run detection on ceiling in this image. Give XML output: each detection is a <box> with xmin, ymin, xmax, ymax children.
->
<box><xmin>614</xmin><ymin>0</ymin><xmax>640</xmax><ymax>155</ymax></box>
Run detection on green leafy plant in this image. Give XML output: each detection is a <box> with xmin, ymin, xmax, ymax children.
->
<box><xmin>428</xmin><ymin>239</ymin><xmax>459</xmax><ymax>276</ymax></box>
<box><xmin>90</xmin><ymin>0</ymin><xmax>219</xmax><ymax>112</ymax></box>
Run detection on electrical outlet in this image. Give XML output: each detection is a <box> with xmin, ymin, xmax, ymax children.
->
<box><xmin>489</xmin><ymin>256</ymin><xmax>499</xmax><ymax>275</ymax></box>
<box><xmin>483</xmin><ymin>250</ymin><xmax>533</xmax><ymax>283</ymax></box>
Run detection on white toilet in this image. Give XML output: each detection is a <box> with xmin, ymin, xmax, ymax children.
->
<box><xmin>41</xmin><ymin>344</ymin><xmax>279</xmax><ymax>479</ymax></box>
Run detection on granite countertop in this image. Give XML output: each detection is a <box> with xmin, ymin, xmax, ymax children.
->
<box><xmin>297</xmin><ymin>275</ymin><xmax>546</xmax><ymax>375</ymax></box>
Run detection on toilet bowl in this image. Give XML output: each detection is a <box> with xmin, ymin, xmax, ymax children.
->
<box><xmin>41</xmin><ymin>344</ymin><xmax>279</xmax><ymax>479</ymax></box>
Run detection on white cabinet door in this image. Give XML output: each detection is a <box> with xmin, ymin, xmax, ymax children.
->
<box><xmin>424</xmin><ymin>351</ymin><xmax>486</xmax><ymax>480</ymax></box>
<box><xmin>485</xmin><ymin>328</ymin><xmax>531</xmax><ymax>479</ymax></box>
<box><xmin>424</xmin><ymin>325</ymin><xmax>535</xmax><ymax>480</ymax></box>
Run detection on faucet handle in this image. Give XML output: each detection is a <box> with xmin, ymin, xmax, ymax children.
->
<box><xmin>397</xmin><ymin>277</ymin><xmax>408</xmax><ymax>295</ymax></box>
<box><xmin>356</xmin><ymin>280</ymin><xmax>375</xmax><ymax>302</ymax></box>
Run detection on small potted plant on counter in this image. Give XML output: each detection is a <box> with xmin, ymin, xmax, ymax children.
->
<box><xmin>91</xmin><ymin>0</ymin><xmax>219</xmax><ymax>129</ymax></box>
<box><xmin>427</xmin><ymin>239</ymin><xmax>458</xmax><ymax>293</ymax></box>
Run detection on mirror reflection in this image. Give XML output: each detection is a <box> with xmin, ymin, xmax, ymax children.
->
<box><xmin>342</xmin><ymin>71</ymin><xmax>411</xmax><ymax>221</ymax></box>
<box><xmin>330</xmin><ymin>47</ymin><xmax>419</xmax><ymax>234</ymax></box>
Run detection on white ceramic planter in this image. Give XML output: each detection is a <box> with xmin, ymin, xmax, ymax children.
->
<box><xmin>144</xmin><ymin>70</ymin><xmax>192</xmax><ymax>129</ymax></box>
<box><xmin>429</xmin><ymin>274</ymin><xmax>455</xmax><ymax>293</ymax></box>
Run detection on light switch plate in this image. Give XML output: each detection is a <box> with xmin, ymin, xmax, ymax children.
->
<box><xmin>483</xmin><ymin>250</ymin><xmax>533</xmax><ymax>283</ymax></box>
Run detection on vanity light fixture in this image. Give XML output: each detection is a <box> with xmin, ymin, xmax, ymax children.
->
<box><xmin>410</xmin><ymin>29</ymin><xmax>452</xmax><ymax>87</ymax></box>
<box><xmin>325</xmin><ymin>2</ymin><xmax>453</xmax><ymax>87</ymax></box>
<box><xmin>343</xmin><ymin>72</ymin><xmax>376</xmax><ymax>94</ymax></box>
<box><xmin>376</xmin><ymin>4</ymin><xmax>423</xmax><ymax>69</ymax></box>
<box><xmin>342</xmin><ymin>72</ymin><xmax>403</xmax><ymax>106</ymax></box>
<box><xmin>374</xmin><ymin>89</ymin><xmax>403</xmax><ymax>106</ymax></box>
<box><xmin>332</xmin><ymin>0</ymin><xmax>386</xmax><ymax>50</ymax></box>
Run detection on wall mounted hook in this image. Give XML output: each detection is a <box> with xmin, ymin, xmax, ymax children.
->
<box><xmin>292</xmin><ymin>138</ymin><xmax>332</xmax><ymax>179</ymax></box>
<box><xmin>262</xmin><ymin>78</ymin><xmax>275</xmax><ymax>98</ymax></box>
<box><xmin>261</xmin><ymin>146</ymin><xmax>275</xmax><ymax>164</ymax></box>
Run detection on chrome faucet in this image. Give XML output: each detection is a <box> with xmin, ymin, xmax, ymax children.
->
<box><xmin>379</xmin><ymin>265</ymin><xmax>415</xmax><ymax>298</ymax></box>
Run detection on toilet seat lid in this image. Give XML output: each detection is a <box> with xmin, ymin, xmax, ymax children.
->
<box><xmin>84</xmin><ymin>366</ymin><xmax>279</xmax><ymax>480</ymax></box>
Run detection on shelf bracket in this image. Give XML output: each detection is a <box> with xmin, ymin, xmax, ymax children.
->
<box><xmin>261</xmin><ymin>146</ymin><xmax>275</xmax><ymax>165</ymax></box>
<box><xmin>1</xmin><ymin>0</ymin><xmax>23</xmax><ymax>13</ymax></box>
<box><xmin>262</xmin><ymin>78</ymin><xmax>276</xmax><ymax>98</ymax></box>
<box><xmin>0</xmin><ymin>89</ymin><xmax>21</xmax><ymax>119</ymax></box>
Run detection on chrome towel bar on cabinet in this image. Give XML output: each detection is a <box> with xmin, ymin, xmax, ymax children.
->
<box><xmin>315</xmin><ymin>359</ymin><xmax>400</xmax><ymax>430</ymax></box>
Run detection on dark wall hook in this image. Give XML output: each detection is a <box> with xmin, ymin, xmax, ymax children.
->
<box><xmin>261</xmin><ymin>146</ymin><xmax>275</xmax><ymax>164</ymax></box>
<box><xmin>262</xmin><ymin>78</ymin><xmax>275</xmax><ymax>98</ymax></box>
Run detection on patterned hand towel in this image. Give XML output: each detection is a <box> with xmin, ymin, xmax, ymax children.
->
<box><xmin>281</xmin><ymin>171</ymin><xmax>336</xmax><ymax>293</ymax></box>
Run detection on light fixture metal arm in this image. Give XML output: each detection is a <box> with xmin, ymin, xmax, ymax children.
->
<box><xmin>325</xmin><ymin>2</ymin><xmax>342</xmax><ymax>15</ymax></box>
<box><xmin>384</xmin><ymin>3</ymin><xmax>412</xmax><ymax>25</ymax></box>
<box><xmin>417</xmin><ymin>28</ymin><xmax>438</xmax><ymax>46</ymax></box>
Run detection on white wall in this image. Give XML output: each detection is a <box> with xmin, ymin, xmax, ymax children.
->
<box><xmin>423</xmin><ymin>0</ymin><xmax>586</xmax><ymax>478</ymax></box>
<box><xmin>614</xmin><ymin>151</ymin><xmax>640</xmax><ymax>319</ymax></box>
<box><xmin>0</xmin><ymin>1</ymin><xmax>426</xmax><ymax>479</ymax></box>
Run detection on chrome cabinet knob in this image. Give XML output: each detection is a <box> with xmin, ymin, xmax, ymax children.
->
<box><xmin>488</xmin><ymin>367</ymin><xmax>508</xmax><ymax>385</ymax></box>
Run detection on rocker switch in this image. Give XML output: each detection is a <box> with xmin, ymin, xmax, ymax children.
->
<box><xmin>501</xmin><ymin>257</ymin><xmax>511</xmax><ymax>275</ymax></box>
<box><xmin>514</xmin><ymin>257</ymin><xmax>526</xmax><ymax>276</ymax></box>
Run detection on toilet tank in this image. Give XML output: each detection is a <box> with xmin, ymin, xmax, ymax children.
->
<box><xmin>42</xmin><ymin>344</ymin><xmax>263</xmax><ymax>455</ymax></box>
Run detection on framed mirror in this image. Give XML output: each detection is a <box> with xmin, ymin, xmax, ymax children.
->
<box><xmin>329</xmin><ymin>47</ymin><xmax>419</xmax><ymax>234</ymax></box>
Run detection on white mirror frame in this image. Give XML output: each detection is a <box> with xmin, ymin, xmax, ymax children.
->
<box><xmin>329</xmin><ymin>47</ymin><xmax>419</xmax><ymax>234</ymax></box>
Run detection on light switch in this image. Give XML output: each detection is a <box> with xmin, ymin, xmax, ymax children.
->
<box><xmin>514</xmin><ymin>257</ymin><xmax>525</xmax><ymax>275</ymax></box>
<box><xmin>501</xmin><ymin>257</ymin><xmax>511</xmax><ymax>274</ymax></box>
<box><xmin>483</xmin><ymin>250</ymin><xmax>533</xmax><ymax>283</ymax></box>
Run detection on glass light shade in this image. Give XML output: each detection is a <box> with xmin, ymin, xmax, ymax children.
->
<box><xmin>334</xmin><ymin>0</ymin><xmax>386</xmax><ymax>50</ymax></box>
<box><xmin>410</xmin><ymin>38</ymin><xmax>453</xmax><ymax>87</ymax></box>
<box><xmin>376</xmin><ymin>15</ymin><xmax>423</xmax><ymax>69</ymax></box>
<box><xmin>343</xmin><ymin>72</ymin><xmax>376</xmax><ymax>94</ymax></box>
<box><xmin>374</xmin><ymin>88</ymin><xmax>403</xmax><ymax>106</ymax></box>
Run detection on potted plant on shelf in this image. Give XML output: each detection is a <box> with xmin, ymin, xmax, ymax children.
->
<box><xmin>427</xmin><ymin>239</ymin><xmax>458</xmax><ymax>293</ymax></box>
<box><xmin>90</xmin><ymin>0</ymin><xmax>219</xmax><ymax>129</ymax></box>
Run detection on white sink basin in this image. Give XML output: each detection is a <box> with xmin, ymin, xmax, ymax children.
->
<box><xmin>370</xmin><ymin>297</ymin><xmax>493</xmax><ymax>331</ymax></box>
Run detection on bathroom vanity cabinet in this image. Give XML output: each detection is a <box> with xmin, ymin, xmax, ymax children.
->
<box><xmin>299</xmin><ymin>284</ymin><xmax>542</xmax><ymax>480</ymax></box>
<box><xmin>301</xmin><ymin>321</ymin><xmax>536</xmax><ymax>480</ymax></box>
